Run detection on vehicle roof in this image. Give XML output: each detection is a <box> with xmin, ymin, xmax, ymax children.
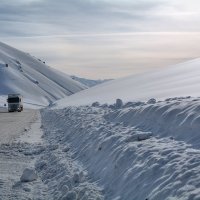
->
<box><xmin>8</xmin><ymin>94</ymin><xmax>23</xmax><ymax>97</ymax></box>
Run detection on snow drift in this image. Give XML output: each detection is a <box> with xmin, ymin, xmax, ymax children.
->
<box><xmin>45</xmin><ymin>58</ymin><xmax>200</xmax><ymax>199</ymax></box>
<box><xmin>41</xmin><ymin>97</ymin><xmax>200</xmax><ymax>200</ymax></box>
<box><xmin>0</xmin><ymin>42</ymin><xmax>87</xmax><ymax>107</ymax></box>
<box><xmin>55</xmin><ymin>58</ymin><xmax>200</xmax><ymax>107</ymax></box>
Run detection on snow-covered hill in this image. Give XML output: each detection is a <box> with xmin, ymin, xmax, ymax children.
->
<box><xmin>55</xmin><ymin>58</ymin><xmax>200</xmax><ymax>108</ymax></box>
<box><xmin>71</xmin><ymin>75</ymin><xmax>112</xmax><ymax>87</ymax></box>
<box><xmin>1</xmin><ymin>48</ymin><xmax>200</xmax><ymax>199</ymax></box>
<box><xmin>0</xmin><ymin>42</ymin><xmax>87</xmax><ymax>107</ymax></box>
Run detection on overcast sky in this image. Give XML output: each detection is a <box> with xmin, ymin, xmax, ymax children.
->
<box><xmin>0</xmin><ymin>0</ymin><xmax>200</xmax><ymax>78</ymax></box>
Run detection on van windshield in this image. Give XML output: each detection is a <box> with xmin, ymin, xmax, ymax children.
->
<box><xmin>8</xmin><ymin>97</ymin><xmax>20</xmax><ymax>103</ymax></box>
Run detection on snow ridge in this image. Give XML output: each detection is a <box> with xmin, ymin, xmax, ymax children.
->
<box><xmin>41</xmin><ymin>97</ymin><xmax>200</xmax><ymax>200</ymax></box>
<box><xmin>55</xmin><ymin>58</ymin><xmax>200</xmax><ymax>107</ymax></box>
<box><xmin>106</xmin><ymin>96</ymin><xmax>200</xmax><ymax>148</ymax></box>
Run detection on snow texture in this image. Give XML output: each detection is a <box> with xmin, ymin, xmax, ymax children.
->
<box><xmin>41</xmin><ymin>97</ymin><xmax>200</xmax><ymax>200</ymax></box>
<box><xmin>0</xmin><ymin>143</ymin><xmax>49</xmax><ymax>199</ymax></box>
<box><xmin>20</xmin><ymin>168</ymin><xmax>38</xmax><ymax>182</ymax></box>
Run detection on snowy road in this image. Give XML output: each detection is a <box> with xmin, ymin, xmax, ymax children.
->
<box><xmin>0</xmin><ymin>110</ymin><xmax>49</xmax><ymax>200</ymax></box>
<box><xmin>0</xmin><ymin>109</ymin><xmax>38</xmax><ymax>144</ymax></box>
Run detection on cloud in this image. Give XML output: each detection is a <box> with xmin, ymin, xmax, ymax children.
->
<box><xmin>0</xmin><ymin>0</ymin><xmax>200</xmax><ymax>78</ymax></box>
<box><xmin>3</xmin><ymin>32</ymin><xmax>200</xmax><ymax>79</ymax></box>
<box><xmin>0</xmin><ymin>0</ymin><xmax>200</xmax><ymax>38</ymax></box>
<box><xmin>0</xmin><ymin>1</ymin><xmax>177</xmax><ymax>36</ymax></box>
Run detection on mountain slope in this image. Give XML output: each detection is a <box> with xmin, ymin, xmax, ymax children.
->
<box><xmin>55</xmin><ymin>58</ymin><xmax>200</xmax><ymax>107</ymax></box>
<box><xmin>71</xmin><ymin>75</ymin><xmax>112</xmax><ymax>87</ymax></box>
<box><xmin>0</xmin><ymin>42</ymin><xmax>87</xmax><ymax>107</ymax></box>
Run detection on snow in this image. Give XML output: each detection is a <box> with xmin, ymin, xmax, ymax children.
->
<box><xmin>18</xmin><ymin>110</ymin><xmax>43</xmax><ymax>144</ymax></box>
<box><xmin>0</xmin><ymin>108</ymin><xmax>104</xmax><ymax>199</ymax></box>
<box><xmin>41</xmin><ymin>98</ymin><xmax>200</xmax><ymax>199</ymax></box>
<box><xmin>1</xmin><ymin>40</ymin><xmax>200</xmax><ymax>199</ymax></box>
<box><xmin>55</xmin><ymin>58</ymin><xmax>200</xmax><ymax>108</ymax></box>
<box><xmin>70</xmin><ymin>75</ymin><xmax>112</xmax><ymax>87</ymax></box>
<box><xmin>20</xmin><ymin>168</ymin><xmax>38</xmax><ymax>182</ymax></box>
<box><xmin>0</xmin><ymin>142</ymin><xmax>49</xmax><ymax>199</ymax></box>
<box><xmin>0</xmin><ymin>42</ymin><xmax>87</xmax><ymax>108</ymax></box>
<box><xmin>0</xmin><ymin>109</ymin><xmax>40</xmax><ymax>144</ymax></box>
<box><xmin>0</xmin><ymin>110</ymin><xmax>49</xmax><ymax>199</ymax></box>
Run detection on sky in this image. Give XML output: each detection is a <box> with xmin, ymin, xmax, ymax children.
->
<box><xmin>0</xmin><ymin>0</ymin><xmax>200</xmax><ymax>79</ymax></box>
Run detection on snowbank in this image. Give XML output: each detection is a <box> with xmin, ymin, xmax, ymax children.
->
<box><xmin>41</xmin><ymin>97</ymin><xmax>200</xmax><ymax>199</ymax></box>
<box><xmin>106</xmin><ymin>96</ymin><xmax>200</xmax><ymax>148</ymax></box>
<box><xmin>55</xmin><ymin>58</ymin><xmax>200</xmax><ymax>108</ymax></box>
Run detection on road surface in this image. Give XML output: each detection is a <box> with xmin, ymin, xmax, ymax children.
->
<box><xmin>0</xmin><ymin>109</ymin><xmax>49</xmax><ymax>199</ymax></box>
<box><xmin>0</xmin><ymin>109</ymin><xmax>38</xmax><ymax>144</ymax></box>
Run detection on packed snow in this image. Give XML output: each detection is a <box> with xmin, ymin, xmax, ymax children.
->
<box><xmin>0</xmin><ymin>42</ymin><xmax>87</xmax><ymax>108</ymax></box>
<box><xmin>0</xmin><ymin>110</ymin><xmax>49</xmax><ymax>199</ymax></box>
<box><xmin>55</xmin><ymin>58</ymin><xmax>200</xmax><ymax>108</ymax></box>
